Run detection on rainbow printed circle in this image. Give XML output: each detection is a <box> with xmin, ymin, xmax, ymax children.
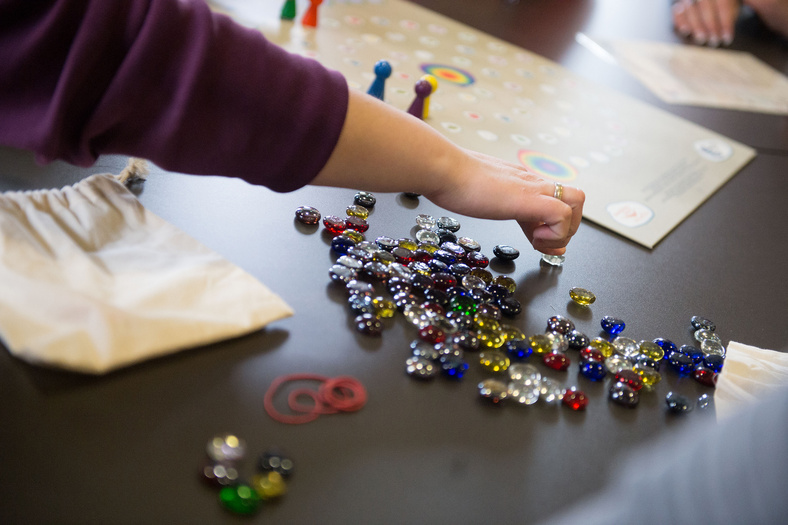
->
<box><xmin>420</xmin><ymin>64</ymin><xmax>475</xmax><ymax>86</ymax></box>
<box><xmin>518</xmin><ymin>150</ymin><xmax>577</xmax><ymax>181</ymax></box>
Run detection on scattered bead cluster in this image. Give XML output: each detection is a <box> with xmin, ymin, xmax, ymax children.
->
<box><xmin>201</xmin><ymin>433</ymin><xmax>293</xmax><ymax>516</ymax></box>
<box><xmin>297</xmin><ymin>194</ymin><xmax>723</xmax><ymax>414</ymax></box>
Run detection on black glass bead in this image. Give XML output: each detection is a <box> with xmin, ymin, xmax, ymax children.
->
<box><xmin>436</xmin><ymin>229</ymin><xmax>458</xmax><ymax>244</ymax></box>
<box><xmin>679</xmin><ymin>344</ymin><xmax>704</xmax><ymax>363</ymax></box>
<box><xmin>445</xmin><ymin>286</ymin><xmax>470</xmax><ymax>299</ymax></box>
<box><xmin>331</xmin><ymin>235</ymin><xmax>356</xmax><ymax>254</ymax></box>
<box><xmin>704</xmin><ymin>354</ymin><xmax>724</xmax><ymax>373</ymax></box>
<box><xmin>258</xmin><ymin>450</ymin><xmax>295</xmax><ymax>478</ymax></box>
<box><xmin>506</xmin><ymin>339</ymin><xmax>532</xmax><ymax>360</ymax></box>
<box><xmin>201</xmin><ymin>459</ymin><xmax>240</xmax><ymax>487</ymax></box>
<box><xmin>449</xmin><ymin>263</ymin><xmax>472</xmax><ymax>277</ymax></box>
<box><xmin>355</xmin><ymin>313</ymin><xmax>383</xmax><ymax>336</ymax></box>
<box><xmin>403</xmin><ymin>192</ymin><xmax>421</xmax><ymax>198</ymax></box>
<box><xmin>428</xmin><ymin>259</ymin><xmax>450</xmax><ymax>273</ymax></box>
<box><xmin>362</xmin><ymin>261</ymin><xmax>389</xmax><ymax>281</ymax></box>
<box><xmin>354</xmin><ymin>191</ymin><xmax>376</xmax><ymax>208</ymax></box>
<box><xmin>475</xmin><ymin>303</ymin><xmax>501</xmax><ymax>320</ymax></box>
<box><xmin>487</xmin><ymin>284</ymin><xmax>510</xmax><ymax>301</ymax></box>
<box><xmin>567</xmin><ymin>330</ymin><xmax>590</xmax><ymax>350</ymax></box>
<box><xmin>437</xmin><ymin>216</ymin><xmax>461</xmax><ymax>232</ymax></box>
<box><xmin>498</xmin><ymin>297</ymin><xmax>521</xmax><ymax>317</ymax></box>
<box><xmin>457</xmin><ymin>236</ymin><xmax>481</xmax><ymax>252</ymax></box>
<box><xmin>547</xmin><ymin>315</ymin><xmax>575</xmax><ymax>335</ymax></box>
<box><xmin>387</xmin><ymin>277</ymin><xmax>412</xmax><ymax>295</ymax></box>
<box><xmin>328</xmin><ymin>264</ymin><xmax>357</xmax><ymax>283</ymax></box>
<box><xmin>423</xmin><ymin>288</ymin><xmax>450</xmax><ymax>306</ymax></box>
<box><xmin>435</xmin><ymin>341</ymin><xmax>464</xmax><ymax>358</ymax></box>
<box><xmin>440</xmin><ymin>355</ymin><xmax>469</xmax><ymax>380</ymax></box>
<box><xmin>665</xmin><ymin>391</ymin><xmax>693</xmax><ymax>414</ymax></box>
<box><xmin>492</xmin><ymin>245</ymin><xmax>520</xmax><ymax>260</ymax></box>
<box><xmin>410</xmin><ymin>273</ymin><xmax>435</xmax><ymax>295</ymax></box>
<box><xmin>452</xmin><ymin>331</ymin><xmax>480</xmax><ymax>352</ymax></box>
<box><xmin>468</xmin><ymin>288</ymin><xmax>494</xmax><ymax>304</ymax></box>
<box><xmin>609</xmin><ymin>382</ymin><xmax>639</xmax><ymax>408</ymax></box>
<box><xmin>690</xmin><ymin>315</ymin><xmax>716</xmax><ymax>331</ymax></box>
<box><xmin>465</xmin><ymin>252</ymin><xmax>490</xmax><ymax>268</ymax></box>
<box><xmin>295</xmin><ymin>205</ymin><xmax>321</xmax><ymax>225</ymax></box>
<box><xmin>375</xmin><ymin>236</ymin><xmax>398</xmax><ymax>251</ymax></box>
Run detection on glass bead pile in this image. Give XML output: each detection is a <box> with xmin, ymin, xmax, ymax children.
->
<box><xmin>202</xmin><ymin>434</ymin><xmax>293</xmax><ymax>516</ymax></box>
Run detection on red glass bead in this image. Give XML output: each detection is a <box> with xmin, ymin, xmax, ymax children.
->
<box><xmin>614</xmin><ymin>369</ymin><xmax>644</xmax><ymax>391</ymax></box>
<box><xmin>421</xmin><ymin>302</ymin><xmax>446</xmax><ymax>317</ymax></box>
<box><xmin>580</xmin><ymin>347</ymin><xmax>605</xmax><ymax>363</ymax></box>
<box><xmin>693</xmin><ymin>366</ymin><xmax>718</xmax><ymax>387</ymax></box>
<box><xmin>413</xmin><ymin>249</ymin><xmax>433</xmax><ymax>263</ymax></box>
<box><xmin>543</xmin><ymin>352</ymin><xmax>570</xmax><ymax>371</ymax></box>
<box><xmin>391</xmin><ymin>246</ymin><xmax>415</xmax><ymax>264</ymax></box>
<box><xmin>322</xmin><ymin>215</ymin><xmax>346</xmax><ymax>235</ymax></box>
<box><xmin>432</xmin><ymin>272</ymin><xmax>458</xmax><ymax>291</ymax></box>
<box><xmin>465</xmin><ymin>251</ymin><xmax>490</xmax><ymax>268</ymax></box>
<box><xmin>562</xmin><ymin>388</ymin><xmax>588</xmax><ymax>411</ymax></box>
<box><xmin>345</xmin><ymin>216</ymin><xmax>369</xmax><ymax>232</ymax></box>
<box><xmin>419</xmin><ymin>325</ymin><xmax>446</xmax><ymax>344</ymax></box>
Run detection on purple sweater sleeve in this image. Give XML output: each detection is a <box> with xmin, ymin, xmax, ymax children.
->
<box><xmin>0</xmin><ymin>0</ymin><xmax>349</xmax><ymax>192</ymax></box>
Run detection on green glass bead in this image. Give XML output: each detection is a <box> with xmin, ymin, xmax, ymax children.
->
<box><xmin>569</xmin><ymin>287</ymin><xmax>596</xmax><ymax>306</ymax></box>
<box><xmin>588</xmin><ymin>338</ymin><xmax>615</xmax><ymax>358</ymax></box>
<box><xmin>528</xmin><ymin>334</ymin><xmax>552</xmax><ymax>354</ymax></box>
<box><xmin>372</xmin><ymin>297</ymin><xmax>397</xmax><ymax>318</ymax></box>
<box><xmin>639</xmin><ymin>340</ymin><xmax>664</xmax><ymax>360</ymax></box>
<box><xmin>449</xmin><ymin>295</ymin><xmax>476</xmax><ymax>315</ymax></box>
<box><xmin>346</xmin><ymin>204</ymin><xmax>370</xmax><ymax>219</ymax></box>
<box><xmin>479</xmin><ymin>350</ymin><xmax>510</xmax><ymax>372</ymax></box>
<box><xmin>219</xmin><ymin>485</ymin><xmax>261</xmax><ymax>515</ymax></box>
<box><xmin>492</xmin><ymin>275</ymin><xmax>517</xmax><ymax>294</ymax></box>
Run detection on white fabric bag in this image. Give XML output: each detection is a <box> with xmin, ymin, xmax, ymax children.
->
<box><xmin>0</xmin><ymin>172</ymin><xmax>293</xmax><ymax>374</ymax></box>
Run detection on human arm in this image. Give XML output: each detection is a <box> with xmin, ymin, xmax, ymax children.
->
<box><xmin>311</xmin><ymin>89</ymin><xmax>584</xmax><ymax>255</ymax></box>
<box><xmin>672</xmin><ymin>0</ymin><xmax>788</xmax><ymax>45</ymax></box>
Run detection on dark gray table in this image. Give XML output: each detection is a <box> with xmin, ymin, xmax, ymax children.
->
<box><xmin>2</xmin><ymin>1</ymin><xmax>787</xmax><ymax>524</ymax></box>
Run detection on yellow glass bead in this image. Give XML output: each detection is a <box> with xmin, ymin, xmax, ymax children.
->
<box><xmin>469</xmin><ymin>268</ymin><xmax>493</xmax><ymax>285</ymax></box>
<box><xmin>528</xmin><ymin>334</ymin><xmax>552</xmax><ymax>354</ymax></box>
<box><xmin>372</xmin><ymin>297</ymin><xmax>397</xmax><ymax>318</ymax></box>
<box><xmin>346</xmin><ymin>204</ymin><xmax>370</xmax><ymax>219</ymax></box>
<box><xmin>373</xmin><ymin>250</ymin><xmax>395</xmax><ymax>265</ymax></box>
<box><xmin>634</xmin><ymin>364</ymin><xmax>662</xmax><ymax>389</ymax></box>
<box><xmin>569</xmin><ymin>287</ymin><xmax>596</xmax><ymax>306</ymax></box>
<box><xmin>418</xmin><ymin>241</ymin><xmax>440</xmax><ymax>254</ymax></box>
<box><xmin>479</xmin><ymin>350</ymin><xmax>510</xmax><ymax>372</ymax></box>
<box><xmin>588</xmin><ymin>337</ymin><xmax>615</xmax><ymax>358</ymax></box>
<box><xmin>251</xmin><ymin>471</ymin><xmax>287</xmax><ymax>500</ymax></box>
<box><xmin>477</xmin><ymin>329</ymin><xmax>505</xmax><ymax>349</ymax></box>
<box><xmin>492</xmin><ymin>275</ymin><xmax>517</xmax><ymax>294</ymax></box>
<box><xmin>639</xmin><ymin>340</ymin><xmax>665</xmax><ymax>360</ymax></box>
<box><xmin>473</xmin><ymin>314</ymin><xmax>501</xmax><ymax>333</ymax></box>
<box><xmin>398</xmin><ymin>238</ymin><xmax>418</xmax><ymax>251</ymax></box>
<box><xmin>341</xmin><ymin>229</ymin><xmax>364</xmax><ymax>243</ymax></box>
<box><xmin>499</xmin><ymin>325</ymin><xmax>526</xmax><ymax>343</ymax></box>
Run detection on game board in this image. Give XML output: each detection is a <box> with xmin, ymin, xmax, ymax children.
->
<box><xmin>210</xmin><ymin>0</ymin><xmax>756</xmax><ymax>248</ymax></box>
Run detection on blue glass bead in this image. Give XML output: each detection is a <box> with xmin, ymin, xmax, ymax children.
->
<box><xmin>665</xmin><ymin>391</ymin><xmax>693</xmax><ymax>413</ymax></box>
<box><xmin>567</xmin><ymin>330</ymin><xmax>590</xmax><ymax>350</ymax></box>
<box><xmin>354</xmin><ymin>191</ymin><xmax>376</xmax><ymax>208</ymax></box>
<box><xmin>487</xmin><ymin>284</ymin><xmax>510</xmax><ymax>301</ymax></box>
<box><xmin>580</xmin><ymin>361</ymin><xmax>607</xmax><ymax>381</ymax></box>
<box><xmin>375</xmin><ymin>236</ymin><xmax>397</xmax><ymax>251</ymax></box>
<box><xmin>668</xmin><ymin>351</ymin><xmax>694</xmax><ymax>375</ymax></box>
<box><xmin>634</xmin><ymin>354</ymin><xmax>660</xmax><ymax>371</ymax></box>
<box><xmin>294</xmin><ymin>205</ymin><xmax>321</xmax><ymax>225</ymax></box>
<box><xmin>600</xmin><ymin>316</ymin><xmax>626</xmax><ymax>336</ymax></box>
<box><xmin>433</xmin><ymin>249</ymin><xmax>458</xmax><ymax>265</ymax></box>
<box><xmin>331</xmin><ymin>235</ymin><xmax>356</xmax><ymax>254</ymax></box>
<box><xmin>498</xmin><ymin>297</ymin><xmax>521</xmax><ymax>317</ymax></box>
<box><xmin>428</xmin><ymin>259</ymin><xmax>449</xmax><ymax>273</ymax></box>
<box><xmin>703</xmin><ymin>354</ymin><xmax>725</xmax><ymax>373</ymax></box>
<box><xmin>437</xmin><ymin>216</ymin><xmax>461</xmax><ymax>232</ymax></box>
<box><xmin>653</xmin><ymin>338</ymin><xmax>677</xmax><ymax>354</ymax></box>
<box><xmin>492</xmin><ymin>245</ymin><xmax>520</xmax><ymax>260</ymax></box>
<box><xmin>440</xmin><ymin>355</ymin><xmax>469</xmax><ymax>379</ymax></box>
<box><xmin>609</xmin><ymin>382</ymin><xmax>639</xmax><ymax>408</ymax></box>
<box><xmin>690</xmin><ymin>315</ymin><xmax>716</xmax><ymax>331</ymax></box>
<box><xmin>547</xmin><ymin>315</ymin><xmax>575</xmax><ymax>335</ymax></box>
<box><xmin>506</xmin><ymin>339</ymin><xmax>533</xmax><ymax>360</ymax></box>
<box><xmin>440</xmin><ymin>241</ymin><xmax>465</xmax><ymax>256</ymax></box>
<box><xmin>446</xmin><ymin>286</ymin><xmax>470</xmax><ymax>298</ymax></box>
<box><xmin>679</xmin><ymin>344</ymin><xmax>704</xmax><ymax>363</ymax></box>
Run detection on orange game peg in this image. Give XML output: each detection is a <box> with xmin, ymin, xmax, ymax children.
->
<box><xmin>301</xmin><ymin>0</ymin><xmax>322</xmax><ymax>28</ymax></box>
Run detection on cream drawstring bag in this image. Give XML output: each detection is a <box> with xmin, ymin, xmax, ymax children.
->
<box><xmin>0</xmin><ymin>162</ymin><xmax>293</xmax><ymax>374</ymax></box>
